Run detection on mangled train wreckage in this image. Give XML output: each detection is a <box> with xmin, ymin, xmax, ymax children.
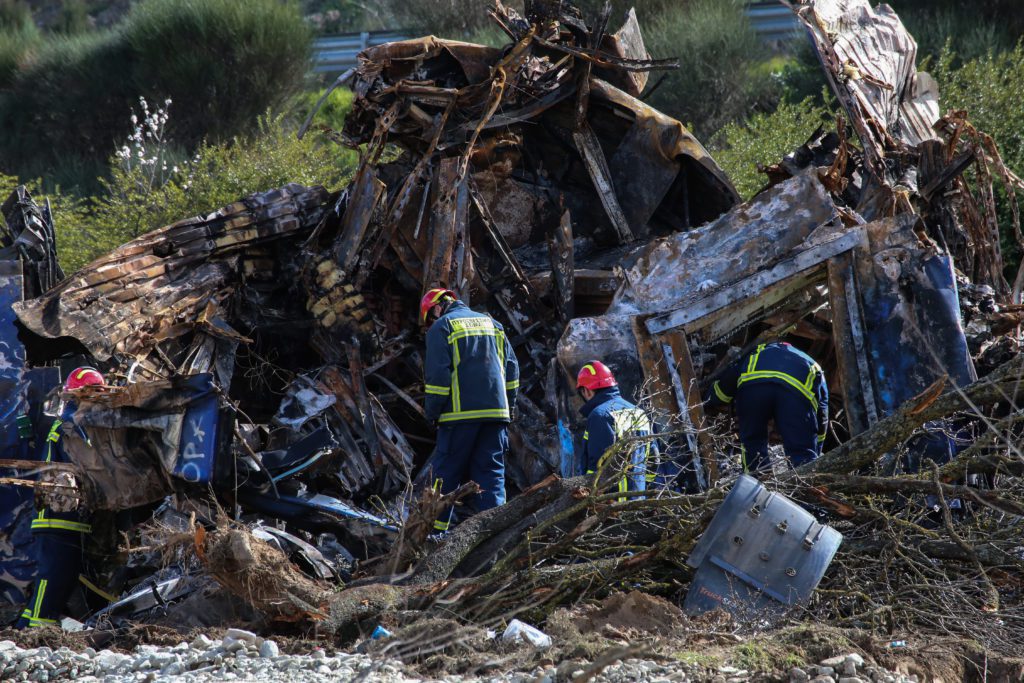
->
<box><xmin>2</xmin><ymin>0</ymin><xmax>1023</xmax><ymax>637</ymax></box>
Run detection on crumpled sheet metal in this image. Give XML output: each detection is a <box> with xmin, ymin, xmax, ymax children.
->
<box><xmin>609</xmin><ymin>171</ymin><xmax>839</xmax><ymax>317</ymax></box>
<box><xmin>14</xmin><ymin>184</ymin><xmax>329</xmax><ymax>361</ymax></box>
<box><xmin>63</xmin><ymin>376</ymin><xmax>225</xmax><ymax>509</ymax></box>
<box><xmin>344</xmin><ymin>30</ymin><xmax>737</xmax><ymax>246</ymax></box>
<box><xmin>793</xmin><ymin>0</ymin><xmax>939</xmax><ymax>163</ymax></box>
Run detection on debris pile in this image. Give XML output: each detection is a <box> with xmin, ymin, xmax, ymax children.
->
<box><xmin>2</xmin><ymin>0</ymin><xmax>1024</xmax><ymax>661</ymax></box>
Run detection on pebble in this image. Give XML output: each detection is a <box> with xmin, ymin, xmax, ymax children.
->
<box><xmin>0</xmin><ymin>632</ymin><xmax>938</xmax><ymax>683</ymax></box>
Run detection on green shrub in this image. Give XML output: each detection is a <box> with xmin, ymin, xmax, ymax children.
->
<box><xmin>55</xmin><ymin>110</ymin><xmax>356</xmax><ymax>272</ymax></box>
<box><xmin>0</xmin><ymin>0</ymin><xmax>312</xmax><ymax>193</ymax></box>
<box><xmin>123</xmin><ymin>0</ymin><xmax>312</xmax><ymax>146</ymax></box>
<box><xmin>710</xmin><ymin>96</ymin><xmax>833</xmax><ymax>200</ymax></box>
<box><xmin>642</xmin><ymin>0</ymin><xmax>779</xmax><ymax>140</ymax></box>
<box><xmin>53</xmin><ymin>0</ymin><xmax>91</xmax><ymax>35</ymax></box>
<box><xmin>935</xmin><ymin>45</ymin><xmax>1024</xmax><ymax>178</ymax></box>
<box><xmin>0</xmin><ymin>30</ymin><xmax>135</xmax><ymax>190</ymax></box>
<box><xmin>296</xmin><ymin>86</ymin><xmax>355</xmax><ymax>133</ymax></box>
<box><xmin>934</xmin><ymin>44</ymin><xmax>1024</xmax><ymax>275</ymax></box>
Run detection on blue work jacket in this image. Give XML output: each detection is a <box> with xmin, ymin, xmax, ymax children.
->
<box><xmin>580</xmin><ymin>387</ymin><xmax>656</xmax><ymax>487</ymax></box>
<box><xmin>31</xmin><ymin>405</ymin><xmax>92</xmax><ymax>534</ymax></box>
<box><xmin>708</xmin><ymin>342</ymin><xmax>829</xmax><ymax>443</ymax></box>
<box><xmin>423</xmin><ymin>301</ymin><xmax>519</xmax><ymax>424</ymax></box>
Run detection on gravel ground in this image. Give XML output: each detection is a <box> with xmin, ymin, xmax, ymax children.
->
<box><xmin>0</xmin><ymin>629</ymin><xmax>928</xmax><ymax>683</ymax></box>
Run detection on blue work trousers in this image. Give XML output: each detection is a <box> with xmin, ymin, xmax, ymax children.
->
<box><xmin>734</xmin><ymin>382</ymin><xmax>819</xmax><ymax>473</ymax></box>
<box><xmin>424</xmin><ymin>422</ymin><xmax>508</xmax><ymax>531</ymax></box>
<box><xmin>16</xmin><ymin>531</ymin><xmax>83</xmax><ymax>628</ymax></box>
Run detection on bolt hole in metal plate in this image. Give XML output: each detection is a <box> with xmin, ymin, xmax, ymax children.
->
<box><xmin>684</xmin><ymin>475</ymin><xmax>843</xmax><ymax>618</ymax></box>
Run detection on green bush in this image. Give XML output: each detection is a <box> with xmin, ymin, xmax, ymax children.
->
<box><xmin>123</xmin><ymin>0</ymin><xmax>311</xmax><ymax>146</ymax></box>
<box><xmin>934</xmin><ymin>44</ymin><xmax>1024</xmax><ymax>275</ymax></box>
<box><xmin>0</xmin><ymin>3</ymin><xmax>40</xmax><ymax>89</ymax></box>
<box><xmin>55</xmin><ymin>111</ymin><xmax>357</xmax><ymax>272</ymax></box>
<box><xmin>0</xmin><ymin>0</ymin><xmax>311</xmax><ymax>193</ymax></box>
<box><xmin>935</xmin><ymin>45</ymin><xmax>1024</xmax><ymax>178</ymax></box>
<box><xmin>0</xmin><ymin>30</ymin><xmax>135</xmax><ymax>190</ymax></box>
<box><xmin>296</xmin><ymin>86</ymin><xmax>355</xmax><ymax>133</ymax></box>
<box><xmin>642</xmin><ymin>0</ymin><xmax>779</xmax><ymax>140</ymax></box>
<box><xmin>710</xmin><ymin>97</ymin><xmax>833</xmax><ymax>200</ymax></box>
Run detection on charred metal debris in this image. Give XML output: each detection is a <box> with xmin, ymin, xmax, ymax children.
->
<box><xmin>1</xmin><ymin>0</ymin><xmax>1022</xmax><ymax>634</ymax></box>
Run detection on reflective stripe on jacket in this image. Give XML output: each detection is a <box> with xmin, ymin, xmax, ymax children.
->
<box><xmin>580</xmin><ymin>387</ymin><xmax>657</xmax><ymax>492</ymax></box>
<box><xmin>31</xmin><ymin>418</ymin><xmax>92</xmax><ymax>535</ymax></box>
<box><xmin>424</xmin><ymin>301</ymin><xmax>520</xmax><ymax>424</ymax></box>
<box><xmin>707</xmin><ymin>342</ymin><xmax>829</xmax><ymax>440</ymax></box>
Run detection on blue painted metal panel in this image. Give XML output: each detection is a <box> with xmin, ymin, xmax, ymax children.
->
<box><xmin>860</xmin><ymin>253</ymin><xmax>975</xmax><ymax>416</ymax></box>
<box><xmin>171</xmin><ymin>374</ymin><xmax>222</xmax><ymax>484</ymax></box>
<box><xmin>0</xmin><ymin>258</ymin><xmax>61</xmax><ymax>605</ymax></box>
<box><xmin>685</xmin><ymin>475</ymin><xmax>842</xmax><ymax>618</ymax></box>
<box><xmin>0</xmin><ymin>260</ymin><xmax>27</xmax><ymax>453</ymax></box>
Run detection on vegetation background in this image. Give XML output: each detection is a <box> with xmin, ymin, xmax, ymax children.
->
<box><xmin>0</xmin><ymin>0</ymin><xmax>1021</xmax><ymax>272</ymax></box>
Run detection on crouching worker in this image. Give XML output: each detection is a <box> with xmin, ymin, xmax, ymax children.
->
<box><xmin>420</xmin><ymin>288</ymin><xmax>519</xmax><ymax>534</ymax></box>
<box><xmin>576</xmin><ymin>361</ymin><xmax>658</xmax><ymax>497</ymax></box>
<box><xmin>17</xmin><ymin>367</ymin><xmax>115</xmax><ymax>628</ymax></box>
<box><xmin>705</xmin><ymin>341</ymin><xmax>828</xmax><ymax>474</ymax></box>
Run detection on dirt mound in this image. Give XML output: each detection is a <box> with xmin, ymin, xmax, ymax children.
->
<box><xmin>572</xmin><ymin>591</ymin><xmax>685</xmax><ymax>636</ymax></box>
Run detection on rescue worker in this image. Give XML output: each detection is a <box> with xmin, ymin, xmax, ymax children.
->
<box><xmin>420</xmin><ymin>288</ymin><xmax>519</xmax><ymax>533</ymax></box>
<box><xmin>705</xmin><ymin>341</ymin><xmax>828</xmax><ymax>473</ymax></box>
<box><xmin>576</xmin><ymin>361</ymin><xmax>657</xmax><ymax>495</ymax></box>
<box><xmin>17</xmin><ymin>367</ymin><xmax>114</xmax><ymax>628</ymax></box>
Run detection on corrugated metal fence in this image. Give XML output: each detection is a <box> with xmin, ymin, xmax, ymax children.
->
<box><xmin>312</xmin><ymin>3</ymin><xmax>801</xmax><ymax>76</ymax></box>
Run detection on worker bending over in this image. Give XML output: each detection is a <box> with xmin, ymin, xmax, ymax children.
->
<box><xmin>577</xmin><ymin>361</ymin><xmax>657</xmax><ymax>494</ymax></box>
<box><xmin>420</xmin><ymin>288</ymin><xmax>519</xmax><ymax>532</ymax></box>
<box><xmin>705</xmin><ymin>341</ymin><xmax>828</xmax><ymax>473</ymax></box>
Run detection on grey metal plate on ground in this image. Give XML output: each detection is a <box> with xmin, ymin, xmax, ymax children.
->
<box><xmin>684</xmin><ymin>475</ymin><xmax>842</xmax><ymax>618</ymax></box>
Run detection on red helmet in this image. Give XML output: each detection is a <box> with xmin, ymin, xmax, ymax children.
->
<box><xmin>576</xmin><ymin>361</ymin><xmax>617</xmax><ymax>390</ymax></box>
<box><xmin>65</xmin><ymin>367</ymin><xmax>105</xmax><ymax>391</ymax></box>
<box><xmin>419</xmin><ymin>288</ymin><xmax>457</xmax><ymax>326</ymax></box>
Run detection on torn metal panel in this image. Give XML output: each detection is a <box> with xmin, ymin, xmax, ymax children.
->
<box><xmin>850</xmin><ymin>216</ymin><xmax>977</xmax><ymax>416</ymax></box>
<box><xmin>1</xmin><ymin>186</ymin><xmax>63</xmax><ymax>298</ymax></box>
<box><xmin>598</xmin><ymin>8</ymin><xmax>650</xmax><ymax>96</ymax></box>
<box><xmin>827</xmin><ymin>249</ymin><xmax>880</xmax><ymax>435</ymax></box>
<box><xmin>610</xmin><ymin>172</ymin><xmax>840</xmax><ymax>317</ymax></box>
<box><xmin>791</xmin><ymin>0</ymin><xmax>939</xmax><ymax>176</ymax></box>
<box><xmin>64</xmin><ymin>374</ymin><xmax>233</xmax><ymax>508</ymax></box>
<box><xmin>14</xmin><ymin>184</ymin><xmax>329</xmax><ymax>362</ymax></box>
<box><xmin>644</xmin><ymin>228</ymin><xmax>863</xmax><ymax>338</ymax></box>
<box><xmin>424</xmin><ymin>157</ymin><xmax>470</xmax><ymax>291</ymax></box>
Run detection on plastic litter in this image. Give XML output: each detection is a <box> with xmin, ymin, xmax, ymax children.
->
<box><xmin>501</xmin><ymin>619</ymin><xmax>552</xmax><ymax>648</ymax></box>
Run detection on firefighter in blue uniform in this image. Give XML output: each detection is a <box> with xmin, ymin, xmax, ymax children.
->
<box><xmin>17</xmin><ymin>367</ymin><xmax>115</xmax><ymax>628</ymax></box>
<box><xmin>576</xmin><ymin>361</ymin><xmax>658</xmax><ymax>494</ymax></box>
<box><xmin>420</xmin><ymin>288</ymin><xmax>519</xmax><ymax>532</ymax></box>
<box><xmin>705</xmin><ymin>341</ymin><xmax>828</xmax><ymax>472</ymax></box>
